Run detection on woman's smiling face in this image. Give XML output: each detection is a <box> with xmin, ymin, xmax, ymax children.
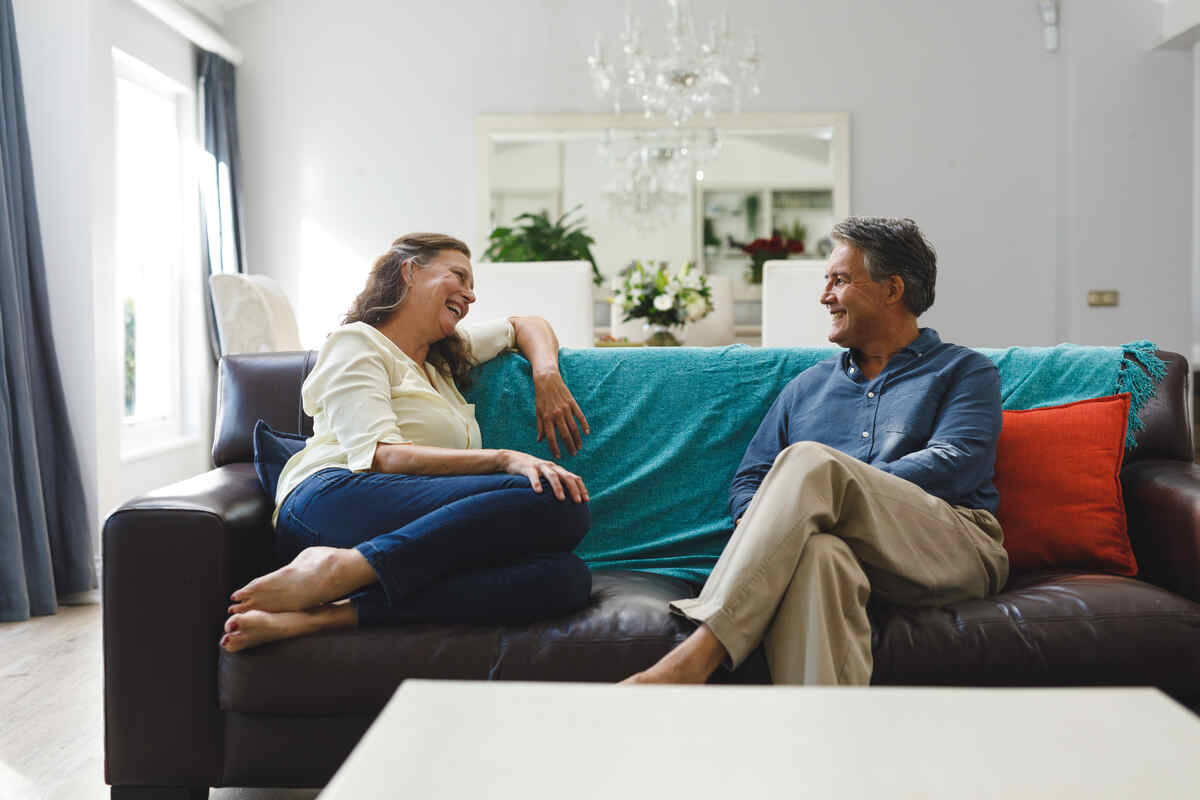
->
<box><xmin>405</xmin><ymin>249</ymin><xmax>476</xmax><ymax>339</ymax></box>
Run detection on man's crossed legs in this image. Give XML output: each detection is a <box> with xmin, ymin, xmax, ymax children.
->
<box><xmin>631</xmin><ymin>441</ymin><xmax>1009</xmax><ymax>685</ymax></box>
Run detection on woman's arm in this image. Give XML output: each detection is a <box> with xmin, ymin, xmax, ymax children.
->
<box><xmin>372</xmin><ymin>443</ymin><xmax>588</xmax><ymax>502</ymax></box>
<box><xmin>371</xmin><ymin>443</ymin><xmax>504</xmax><ymax>476</ymax></box>
<box><xmin>508</xmin><ymin>315</ymin><xmax>590</xmax><ymax>458</ymax></box>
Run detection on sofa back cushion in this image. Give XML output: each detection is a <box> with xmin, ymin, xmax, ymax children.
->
<box><xmin>213</xmin><ymin>351</ymin><xmax>316</xmax><ymax>467</ymax></box>
<box><xmin>466</xmin><ymin>345</ymin><xmax>1178</xmax><ymax>584</ymax></box>
<box><xmin>474</xmin><ymin>347</ymin><xmax>837</xmax><ymax>584</ymax></box>
<box><xmin>212</xmin><ymin>345</ymin><xmax>1188</xmax><ymax>584</ymax></box>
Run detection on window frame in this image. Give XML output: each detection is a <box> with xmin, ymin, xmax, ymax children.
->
<box><xmin>112</xmin><ymin>48</ymin><xmax>199</xmax><ymax>459</ymax></box>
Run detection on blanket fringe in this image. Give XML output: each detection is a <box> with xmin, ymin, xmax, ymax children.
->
<box><xmin>1117</xmin><ymin>340</ymin><xmax>1167</xmax><ymax>449</ymax></box>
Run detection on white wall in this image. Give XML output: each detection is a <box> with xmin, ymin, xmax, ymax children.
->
<box><xmin>1057</xmin><ymin>3</ymin><xmax>1191</xmax><ymax>353</ymax></box>
<box><xmin>225</xmin><ymin>0</ymin><xmax>1193</xmax><ymax>354</ymax></box>
<box><xmin>15</xmin><ymin>0</ymin><xmax>214</xmax><ymax>563</ymax></box>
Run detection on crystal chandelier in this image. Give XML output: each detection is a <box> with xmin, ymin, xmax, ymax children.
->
<box><xmin>587</xmin><ymin>0</ymin><xmax>761</xmax><ymax>230</ymax></box>
<box><xmin>598</xmin><ymin>128</ymin><xmax>721</xmax><ymax>232</ymax></box>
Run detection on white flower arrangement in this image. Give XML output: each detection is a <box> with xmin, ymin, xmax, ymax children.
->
<box><xmin>611</xmin><ymin>261</ymin><xmax>714</xmax><ymax>328</ymax></box>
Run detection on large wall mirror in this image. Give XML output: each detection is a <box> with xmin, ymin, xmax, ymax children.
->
<box><xmin>476</xmin><ymin>113</ymin><xmax>850</xmax><ymax>335</ymax></box>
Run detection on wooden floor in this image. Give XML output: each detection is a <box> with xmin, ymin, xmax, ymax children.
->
<box><xmin>0</xmin><ymin>601</ymin><xmax>319</xmax><ymax>800</ymax></box>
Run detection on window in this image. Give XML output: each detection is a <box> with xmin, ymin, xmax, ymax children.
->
<box><xmin>113</xmin><ymin>51</ymin><xmax>193</xmax><ymax>454</ymax></box>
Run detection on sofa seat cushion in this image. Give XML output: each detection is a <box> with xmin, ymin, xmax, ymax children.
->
<box><xmin>871</xmin><ymin>570</ymin><xmax>1200</xmax><ymax>692</ymax></box>
<box><xmin>219</xmin><ymin>570</ymin><xmax>698</xmax><ymax>714</ymax></box>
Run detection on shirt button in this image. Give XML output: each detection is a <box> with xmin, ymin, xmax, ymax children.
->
<box><xmin>862</xmin><ymin>431</ymin><xmax>870</xmax><ymax>438</ymax></box>
<box><xmin>848</xmin><ymin>367</ymin><xmax>855</xmax><ymax>373</ymax></box>
<box><xmin>867</xmin><ymin>392</ymin><xmax>875</xmax><ymax>398</ymax></box>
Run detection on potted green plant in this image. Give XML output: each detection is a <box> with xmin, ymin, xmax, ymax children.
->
<box><xmin>483</xmin><ymin>206</ymin><xmax>602</xmax><ymax>285</ymax></box>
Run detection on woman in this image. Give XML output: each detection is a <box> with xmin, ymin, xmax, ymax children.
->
<box><xmin>221</xmin><ymin>233</ymin><xmax>593</xmax><ymax>652</ymax></box>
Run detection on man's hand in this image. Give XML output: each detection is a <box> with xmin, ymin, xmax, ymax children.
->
<box><xmin>533</xmin><ymin>368</ymin><xmax>590</xmax><ymax>458</ymax></box>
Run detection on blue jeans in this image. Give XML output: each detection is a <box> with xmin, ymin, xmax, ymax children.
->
<box><xmin>275</xmin><ymin>469</ymin><xmax>593</xmax><ymax>626</ymax></box>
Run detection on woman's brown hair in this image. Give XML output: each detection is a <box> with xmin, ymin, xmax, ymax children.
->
<box><xmin>343</xmin><ymin>233</ymin><xmax>476</xmax><ymax>388</ymax></box>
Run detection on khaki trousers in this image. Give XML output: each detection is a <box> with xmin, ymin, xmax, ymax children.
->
<box><xmin>671</xmin><ymin>441</ymin><xmax>1009</xmax><ymax>685</ymax></box>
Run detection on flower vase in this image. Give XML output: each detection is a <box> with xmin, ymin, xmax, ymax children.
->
<box><xmin>644</xmin><ymin>324</ymin><xmax>683</xmax><ymax>347</ymax></box>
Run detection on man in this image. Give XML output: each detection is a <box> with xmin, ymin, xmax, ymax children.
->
<box><xmin>623</xmin><ymin>216</ymin><xmax>1010</xmax><ymax>686</ymax></box>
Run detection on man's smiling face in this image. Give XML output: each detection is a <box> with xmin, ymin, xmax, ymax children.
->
<box><xmin>821</xmin><ymin>242</ymin><xmax>893</xmax><ymax>350</ymax></box>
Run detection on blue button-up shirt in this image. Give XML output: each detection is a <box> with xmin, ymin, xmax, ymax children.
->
<box><xmin>730</xmin><ymin>328</ymin><xmax>1001</xmax><ymax>523</ymax></box>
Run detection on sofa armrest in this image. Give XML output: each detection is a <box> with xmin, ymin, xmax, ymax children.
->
<box><xmin>1122</xmin><ymin>459</ymin><xmax>1200</xmax><ymax>603</ymax></box>
<box><xmin>103</xmin><ymin>463</ymin><xmax>274</xmax><ymax>787</ymax></box>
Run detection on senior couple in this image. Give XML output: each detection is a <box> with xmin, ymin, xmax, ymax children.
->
<box><xmin>222</xmin><ymin>216</ymin><xmax>1009</xmax><ymax>688</ymax></box>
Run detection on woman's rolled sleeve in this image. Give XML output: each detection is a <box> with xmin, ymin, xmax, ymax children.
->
<box><xmin>458</xmin><ymin>318</ymin><xmax>516</xmax><ymax>364</ymax></box>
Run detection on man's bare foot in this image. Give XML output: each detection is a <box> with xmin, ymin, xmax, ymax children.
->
<box><xmin>220</xmin><ymin>603</ymin><xmax>356</xmax><ymax>653</ymax></box>
<box><xmin>619</xmin><ymin>624</ymin><xmax>728</xmax><ymax>684</ymax></box>
<box><xmin>621</xmin><ymin>662</ymin><xmax>710</xmax><ymax>684</ymax></box>
<box><xmin>228</xmin><ymin>546</ymin><xmax>377</xmax><ymax>614</ymax></box>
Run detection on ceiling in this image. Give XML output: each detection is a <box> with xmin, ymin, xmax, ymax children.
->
<box><xmin>177</xmin><ymin>0</ymin><xmax>260</xmax><ymax>23</ymax></box>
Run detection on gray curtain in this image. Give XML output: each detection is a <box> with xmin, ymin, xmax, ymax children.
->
<box><xmin>0</xmin><ymin>0</ymin><xmax>96</xmax><ymax>621</ymax></box>
<box><xmin>198</xmin><ymin>50</ymin><xmax>247</xmax><ymax>359</ymax></box>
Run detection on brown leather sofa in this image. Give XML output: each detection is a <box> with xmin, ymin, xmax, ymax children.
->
<box><xmin>103</xmin><ymin>349</ymin><xmax>1200</xmax><ymax>799</ymax></box>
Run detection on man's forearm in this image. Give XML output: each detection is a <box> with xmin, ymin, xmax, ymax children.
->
<box><xmin>877</xmin><ymin>440</ymin><xmax>991</xmax><ymax>504</ymax></box>
<box><xmin>877</xmin><ymin>359</ymin><xmax>1001</xmax><ymax>503</ymax></box>
<box><xmin>724</xmin><ymin>470</ymin><xmax>763</xmax><ymax>525</ymax></box>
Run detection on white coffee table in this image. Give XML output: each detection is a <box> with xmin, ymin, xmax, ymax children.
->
<box><xmin>320</xmin><ymin>681</ymin><xmax>1200</xmax><ymax>799</ymax></box>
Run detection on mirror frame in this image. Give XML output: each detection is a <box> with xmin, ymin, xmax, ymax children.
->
<box><xmin>474</xmin><ymin>112</ymin><xmax>852</xmax><ymax>257</ymax></box>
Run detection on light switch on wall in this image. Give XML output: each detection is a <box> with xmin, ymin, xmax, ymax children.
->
<box><xmin>1087</xmin><ymin>290</ymin><xmax>1119</xmax><ymax>307</ymax></box>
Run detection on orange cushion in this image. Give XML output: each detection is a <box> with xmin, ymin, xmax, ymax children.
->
<box><xmin>993</xmin><ymin>394</ymin><xmax>1137</xmax><ymax>576</ymax></box>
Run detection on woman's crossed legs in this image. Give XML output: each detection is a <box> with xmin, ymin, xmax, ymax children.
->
<box><xmin>222</xmin><ymin>470</ymin><xmax>591</xmax><ymax>651</ymax></box>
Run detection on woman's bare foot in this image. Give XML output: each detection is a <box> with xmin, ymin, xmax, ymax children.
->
<box><xmin>620</xmin><ymin>625</ymin><xmax>728</xmax><ymax>684</ymax></box>
<box><xmin>220</xmin><ymin>603</ymin><xmax>356</xmax><ymax>653</ymax></box>
<box><xmin>228</xmin><ymin>546</ymin><xmax>377</xmax><ymax>614</ymax></box>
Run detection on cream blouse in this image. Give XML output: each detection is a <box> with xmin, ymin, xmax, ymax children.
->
<box><xmin>272</xmin><ymin>318</ymin><xmax>516</xmax><ymax>524</ymax></box>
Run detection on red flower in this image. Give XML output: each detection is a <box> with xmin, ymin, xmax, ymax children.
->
<box><xmin>742</xmin><ymin>236</ymin><xmax>804</xmax><ymax>257</ymax></box>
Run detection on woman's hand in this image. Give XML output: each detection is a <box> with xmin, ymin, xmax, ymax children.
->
<box><xmin>533</xmin><ymin>368</ymin><xmax>590</xmax><ymax>459</ymax></box>
<box><xmin>508</xmin><ymin>316</ymin><xmax>590</xmax><ymax>459</ymax></box>
<box><xmin>500</xmin><ymin>450</ymin><xmax>589</xmax><ymax>503</ymax></box>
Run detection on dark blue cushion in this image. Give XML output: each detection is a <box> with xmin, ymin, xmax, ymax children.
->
<box><xmin>252</xmin><ymin>419</ymin><xmax>308</xmax><ymax>501</ymax></box>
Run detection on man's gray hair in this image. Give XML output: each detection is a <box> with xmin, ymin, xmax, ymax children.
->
<box><xmin>831</xmin><ymin>217</ymin><xmax>937</xmax><ymax>316</ymax></box>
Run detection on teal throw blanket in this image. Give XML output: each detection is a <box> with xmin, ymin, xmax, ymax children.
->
<box><xmin>465</xmin><ymin>341</ymin><xmax>1164</xmax><ymax>585</ymax></box>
